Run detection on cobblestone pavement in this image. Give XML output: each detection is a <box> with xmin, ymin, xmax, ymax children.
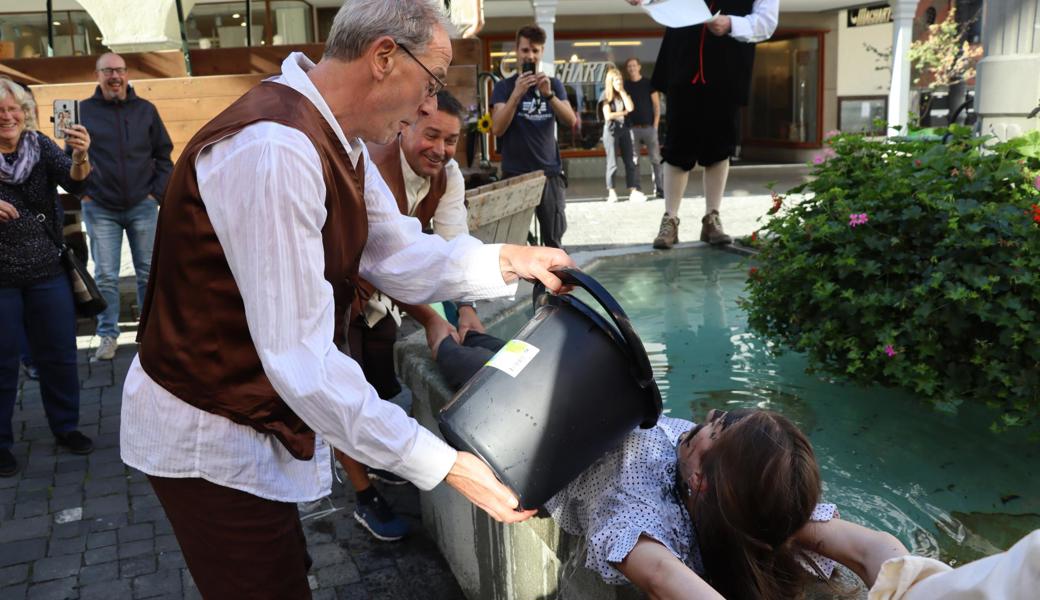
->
<box><xmin>1</xmin><ymin>165</ymin><xmax>808</xmax><ymax>599</ymax></box>
<box><xmin>1</xmin><ymin>340</ymin><xmax>464</xmax><ymax>600</ymax></box>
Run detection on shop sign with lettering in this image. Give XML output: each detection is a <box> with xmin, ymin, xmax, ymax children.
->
<box><xmin>847</xmin><ymin>3</ymin><xmax>893</xmax><ymax>27</ymax></box>
<box><xmin>500</xmin><ymin>60</ymin><xmax>616</xmax><ymax>84</ymax></box>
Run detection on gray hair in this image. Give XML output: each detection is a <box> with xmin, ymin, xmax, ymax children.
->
<box><xmin>0</xmin><ymin>77</ymin><xmax>38</xmax><ymax>131</ymax></box>
<box><xmin>324</xmin><ymin>0</ymin><xmax>451</xmax><ymax>61</ymax></box>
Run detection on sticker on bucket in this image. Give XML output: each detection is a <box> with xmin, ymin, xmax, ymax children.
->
<box><xmin>486</xmin><ymin>340</ymin><xmax>540</xmax><ymax>378</ymax></box>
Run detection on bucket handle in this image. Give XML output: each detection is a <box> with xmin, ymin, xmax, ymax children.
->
<box><xmin>543</xmin><ymin>266</ymin><xmax>656</xmax><ymax>392</ymax></box>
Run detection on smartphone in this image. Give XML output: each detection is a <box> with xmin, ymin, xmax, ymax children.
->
<box><xmin>51</xmin><ymin>100</ymin><xmax>80</xmax><ymax>139</ymax></box>
<box><xmin>521</xmin><ymin>61</ymin><xmax>536</xmax><ymax>76</ymax></box>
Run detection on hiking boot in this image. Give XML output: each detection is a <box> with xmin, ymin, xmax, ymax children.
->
<box><xmin>93</xmin><ymin>336</ymin><xmax>117</xmax><ymax>361</ymax></box>
<box><xmin>652</xmin><ymin>214</ymin><xmax>679</xmax><ymax>249</ymax></box>
<box><xmin>629</xmin><ymin>189</ymin><xmax>647</xmax><ymax>203</ymax></box>
<box><xmin>606</xmin><ymin>189</ymin><xmax>619</xmax><ymax>203</ymax></box>
<box><xmin>0</xmin><ymin>449</ymin><xmax>17</xmax><ymax>477</ymax></box>
<box><xmin>700</xmin><ymin>210</ymin><xmax>733</xmax><ymax>245</ymax></box>
<box><xmin>366</xmin><ymin>467</ymin><xmax>408</xmax><ymax>486</ymax></box>
<box><xmin>353</xmin><ymin>492</ymin><xmax>410</xmax><ymax>541</ymax></box>
<box><xmin>55</xmin><ymin>430</ymin><xmax>94</xmax><ymax>455</ymax></box>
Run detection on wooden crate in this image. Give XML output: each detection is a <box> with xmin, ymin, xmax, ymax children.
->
<box><xmin>465</xmin><ymin>171</ymin><xmax>545</xmax><ymax>245</ymax></box>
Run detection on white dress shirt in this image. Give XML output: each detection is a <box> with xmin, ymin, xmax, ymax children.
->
<box><xmin>399</xmin><ymin>148</ymin><xmax>469</xmax><ymax>241</ymax></box>
<box><xmin>120</xmin><ymin>52</ymin><xmax>516</xmax><ymax>502</ymax></box>
<box><xmin>728</xmin><ymin>0</ymin><xmax>779</xmax><ymax>43</ymax></box>
<box><xmin>362</xmin><ymin>149</ymin><xmax>470</xmax><ymax>327</ymax></box>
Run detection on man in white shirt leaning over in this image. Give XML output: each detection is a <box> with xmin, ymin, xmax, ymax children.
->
<box><xmin>120</xmin><ymin>1</ymin><xmax>573</xmax><ymax>597</ymax></box>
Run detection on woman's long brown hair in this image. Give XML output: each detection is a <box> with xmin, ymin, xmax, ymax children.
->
<box><xmin>693</xmin><ymin>411</ymin><xmax>821</xmax><ymax>600</ymax></box>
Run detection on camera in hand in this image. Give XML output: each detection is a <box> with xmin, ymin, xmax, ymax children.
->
<box><xmin>521</xmin><ymin>62</ymin><xmax>540</xmax><ymax>100</ymax></box>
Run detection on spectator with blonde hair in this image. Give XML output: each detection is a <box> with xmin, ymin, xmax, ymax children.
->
<box><xmin>601</xmin><ymin>67</ymin><xmax>643</xmax><ymax>203</ymax></box>
<box><xmin>0</xmin><ymin>77</ymin><xmax>95</xmax><ymax>476</ymax></box>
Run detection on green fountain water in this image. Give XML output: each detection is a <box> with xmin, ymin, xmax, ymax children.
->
<box><xmin>491</xmin><ymin>248</ymin><xmax>1039</xmax><ymax>566</ymax></box>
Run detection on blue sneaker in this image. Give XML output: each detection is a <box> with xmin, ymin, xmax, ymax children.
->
<box><xmin>353</xmin><ymin>494</ymin><xmax>410</xmax><ymax>542</ymax></box>
<box><xmin>366</xmin><ymin>467</ymin><xmax>408</xmax><ymax>486</ymax></box>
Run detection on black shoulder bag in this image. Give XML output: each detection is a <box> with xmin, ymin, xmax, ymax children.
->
<box><xmin>31</xmin><ymin>205</ymin><xmax>107</xmax><ymax>318</ymax></box>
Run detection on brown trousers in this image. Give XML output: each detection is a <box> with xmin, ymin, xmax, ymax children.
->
<box><xmin>148</xmin><ymin>475</ymin><xmax>313</xmax><ymax>599</ymax></box>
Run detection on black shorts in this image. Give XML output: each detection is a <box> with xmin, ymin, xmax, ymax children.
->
<box><xmin>661</xmin><ymin>85</ymin><xmax>740</xmax><ymax>171</ymax></box>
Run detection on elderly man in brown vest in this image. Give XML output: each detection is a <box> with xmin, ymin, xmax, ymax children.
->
<box><xmin>335</xmin><ymin>90</ymin><xmax>488</xmax><ymax>541</ymax></box>
<box><xmin>119</xmin><ymin>1</ymin><xmax>573</xmax><ymax>597</ymax></box>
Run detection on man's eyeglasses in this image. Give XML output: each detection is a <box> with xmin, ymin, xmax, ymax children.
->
<box><xmin>98</xmin><ymin>67</ymin><xmax>127</xmax><ymax>76</ymax></box>
<box><xmin>396</xmin><ymin>42</ymin><xmax>446</xmax><ymax>98</ymax></box>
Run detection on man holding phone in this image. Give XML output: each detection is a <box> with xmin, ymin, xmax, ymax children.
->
<box><xmin>77</xmin><ymin>53</ymin><xmax>173</xmax><ymax>361</ymax></box>
<box><xmin>490</xmin><ymin>25</ymin><xmax>577</xmax><ymax>249</ymax></box>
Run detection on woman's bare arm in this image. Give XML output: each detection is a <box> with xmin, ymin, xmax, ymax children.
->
<box><xmin>794</xmin><ymin>518</ymin><xmax>909</xmax><ymax>587</ymax></box>
<box><xmin>616</xmin><ymin>536</ymin><xmax>724</xmax><ymax>600</ymax></box>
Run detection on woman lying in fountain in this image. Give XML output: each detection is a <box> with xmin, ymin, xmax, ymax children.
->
<box><xmin>544</xmin><ymin>409</ymin><xmax>909</xmax><ymax>600</ymax></box>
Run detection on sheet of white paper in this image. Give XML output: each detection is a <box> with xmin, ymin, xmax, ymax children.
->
<box><xmin>640</xmin><ymin>0</ymin><xmax>713</xmax><ymax>28</ymax></box>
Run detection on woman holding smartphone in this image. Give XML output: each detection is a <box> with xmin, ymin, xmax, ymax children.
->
<box><xmin>0</xmin><ymin>77</ymin><xmax>94</xmax><ymax>477</ymax></box>
<box><xmin>601</xmin><ymin>68</ymin><xmax>644</xmax><ymax>203</ymax></box>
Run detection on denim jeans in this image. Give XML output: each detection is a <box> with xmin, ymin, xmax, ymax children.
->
<box><xmin>81</xmin><ymin>198</ymin><xmax>159</xmax><ymax>338</ymax></box>
<box><xmin>0</xmin><ymin>275</ymin><xmax>81</xmax><ymax>450</ymax></box>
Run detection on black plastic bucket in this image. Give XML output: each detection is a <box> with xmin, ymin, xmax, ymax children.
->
<box><xmin>438</xmin><ymin>267</ymin><xmax>662</xmax><ymax>509</ymax></box>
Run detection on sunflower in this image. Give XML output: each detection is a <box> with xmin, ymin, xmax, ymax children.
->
<box><xmin>476</xmin><ymin>112</ymin><xmax>493</xmax><ymax>134</ymax></box>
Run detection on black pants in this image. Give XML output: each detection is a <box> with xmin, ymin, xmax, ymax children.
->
<box><xmin>535</xmin><ymin>174</ymin><xmax>567</xmax><ymax>249</ymax></box>
<box><xmin>603</xmin><ymin>123</ymin><xmax>639</xmax><ymax>191</ymax></box>
<box><xmin>436</xmin><ymin>332</ymin><xmax>506</xmax><ymax>391</ymax></box>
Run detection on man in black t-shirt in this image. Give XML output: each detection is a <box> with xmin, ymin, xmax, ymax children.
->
<box><xmin>491</xmin><ymin>25</ymin><xmax>578</xmax><ymax>248</ymax></box>
<box><xmin>624</xmin><ymin>57</ymin><xmax>663</xmax><ymax>198</ymax></box>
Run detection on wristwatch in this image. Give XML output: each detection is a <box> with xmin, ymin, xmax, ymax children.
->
<box><xmin>544</xmin><ymin>91</ymin><xmax>555</xmax><ymax>101</ymax></box>
<box><xmin>456</xmin><ymin>301</ymin><xmax>477</xmax><ymax>313</ymax></box>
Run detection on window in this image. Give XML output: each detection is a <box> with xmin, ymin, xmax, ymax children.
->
<box><xmin>744</xmin><ymin>32</ymin><xmax>823</xmax><ymax>147</ymax></box>
<box><xmin>186</xmin><ymin>1</ymin><xmax>313</xmax><ymax>49</ymax></box>
<box><xmin>486</xmin><ymin>32</ymin><xmax>663</xmax><ymax>155</ymax></box>
<box><xmin>0</xmin><ymin>11</ymin><xmax>109</xmax><ymax>58</ymax></box>
<box><xmin>838</xmin><ymin>96</ymin><xmax>887</xmax><ymax>135</ymax></box>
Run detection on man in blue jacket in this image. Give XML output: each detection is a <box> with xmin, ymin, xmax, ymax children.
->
<box><xmin>78</xmin><ymin>53</ymin><xmax>173</xmax><ymax>361</ymax></box>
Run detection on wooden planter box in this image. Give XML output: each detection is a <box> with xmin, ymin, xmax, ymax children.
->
<box><xmin>465</xmin><ymin>171</ymin><xmax>545</xmax><ymax>246</ymax></box>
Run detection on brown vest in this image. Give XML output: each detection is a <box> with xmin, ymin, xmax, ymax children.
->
<box><xmin>136</xmin><ymin>82</ymin><xmax>367</xmax><ymax>460</ymax></box>
<box><xmin>366</xmin><ymin>135</ymin><xmax>448</xmax><ymax>232</ymax></box>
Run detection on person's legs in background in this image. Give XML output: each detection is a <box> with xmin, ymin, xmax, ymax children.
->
<box><xmin>18</xmin><ymin>327</ymin><xmax>37</xmax><ymax>380</ymax></box>
<box><xmin>654</xmin><ymin>162</ymin><xmax>690</xmax><ymax>249</ymax></box>
<box><xmin>633</xmin><ymin>125</ymin><xmax>664</xmax><ymax>198</ymax></box>
<box><xmin>535</xmin><ymin>175</ymin><xmax>567</xmax><ymax>249</ymax></box>
<box><xmin>0</xmin><ymin>286</ymin><xmax>25</xmax><ymax>476</ymax></box>
<box><xmin>81</xmin><ymin>201</ymin><xmax>123</xmax><ymax>360</ymax></box>
<box><xmin>337</xmin><ymin>316</ymin><xmax>410</xmax><ymax>542</ymax></box>
<box><xmin>125</xmin><ymin>198</ymin><xmax>159</xmax><ymax>318</ymax></box>
<box><xmin>603</xmin><ymin>125</ymin><xmax>619</xmax><ymax>203</ymax></box>
<box><xmin>22</xmin><ymin>275</ymin><xmax>92</xmax><ymax>455</ymax></box>
<box><xmin>617</xmin><ymin>126</ymin><xmax>645</xmax><ymax>202</ymax></box>
<box><xmin>701</xmin><ymin>158</ymin><xmax>732</xmax><ymax>245</ymax></box>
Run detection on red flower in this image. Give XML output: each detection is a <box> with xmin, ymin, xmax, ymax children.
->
<box><xmin>751</xmin><ymin>230</ymin><xmax>759</xmax><ymax>242</ymax></box>
<box><xmin>749</xmin><ymin>267</ymin><xmax>759</xmax><ymax>278</ymax></box>
<box><xmin>1032</xmin><ymin>204</ymin><xmax>1040</xmax><ymax>224</ymax></box>
<box><xmin>914</xmin><ymin>159</ymin><xmax>923</xmax><ymax>168</ymax></box>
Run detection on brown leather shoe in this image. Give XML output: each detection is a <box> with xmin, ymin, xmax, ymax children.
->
<box><xmin>653</xmin><ymin>214</ymin><xmax>679</xmax><ymax>249</ymax></box>
<box><xmin>700</xmin><ymin>210</ymin><xmax>732</xmax><ymax>245</ymax></box>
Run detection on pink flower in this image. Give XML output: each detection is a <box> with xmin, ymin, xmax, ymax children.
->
<box><xmin>812</xmin><ymin>154</ymin><xmax>826</xmax><ymax>165</ymax></box>
<box><xmin>1034</xmin><ymin>174</ymin><xmax>1040</xmax><ymax>191</ymax></box>
<box><xmin>884</xmin><ymin>345</ymin><xmax>896</xmax><ymax>357</ymax></box>
<box><xmin>824</xmin><ymin>129</ymin><xmax>841</xmax><ymax>140</ymax></box>
<box><xmin>849</xmin><ymin>213</ymin><xmax>869</xmax><ymax>227</ymax></box>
